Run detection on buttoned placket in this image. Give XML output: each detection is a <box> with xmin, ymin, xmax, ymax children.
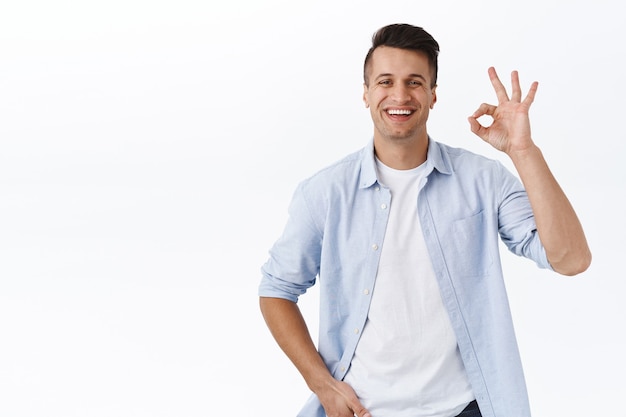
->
<box><xmin>337</xmin><ymin>182</ymin><xmax>391</xmax><ymax>380</ymax></box>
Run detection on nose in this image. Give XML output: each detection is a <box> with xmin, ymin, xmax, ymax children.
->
<box><xmin>390</xmin><ymin>83</ymin><xmax>411</xmax><ymax>103</ymax></box>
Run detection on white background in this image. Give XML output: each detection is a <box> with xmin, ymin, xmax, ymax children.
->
<box><xmin>1</xmin><ymin>0</ymin><xmax>624</xmax><ymax>416</ymax></box>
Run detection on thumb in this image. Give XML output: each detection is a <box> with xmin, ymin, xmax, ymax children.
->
<box><xmin>467</xmin><ymin>116</ymin><xmax>489</xmax><ymax>141</ymax></box>
<box><xmin>350</xmin><ymin>400</ymin><xmax>371</xmax><ymax>417</ymax></box>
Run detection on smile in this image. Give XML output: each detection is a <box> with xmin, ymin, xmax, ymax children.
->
<box><xmin>386</xmin><ymin>109</ymin><xmax>413</xmax><ymax>116</ymax></box>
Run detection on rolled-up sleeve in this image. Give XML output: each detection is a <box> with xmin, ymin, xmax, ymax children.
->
<box><xmin>496</xmin><ymin>162</ymin><xmax>553</xmax><ymax>270</ymax></box>
<box><xmin>259</xmin><ymin>182</ymin><xmax>323</xmax><ymax>302</ymax></box>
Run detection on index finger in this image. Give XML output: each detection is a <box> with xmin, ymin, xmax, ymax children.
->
<box><xmin>488</xmin><ymin>67</ymin><xmax>510</xmax><ymax>103</ymax></box>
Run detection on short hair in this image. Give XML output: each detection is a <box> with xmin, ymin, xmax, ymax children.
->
<box><xmin>363</xmin><ymin>24</ymin><xmax>440</xmax><ymax>87</ymax></box>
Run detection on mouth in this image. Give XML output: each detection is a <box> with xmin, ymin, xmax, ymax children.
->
<box><xmin>385</xmin><ymin>108</ymin><xmax>415</xmax><ymax>122</ymax></box>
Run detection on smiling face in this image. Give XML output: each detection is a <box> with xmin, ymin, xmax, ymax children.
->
<box><xmin>363</xmin><ymin>46</ymin><xmax>437</xmax><ymax>147</ymax></box>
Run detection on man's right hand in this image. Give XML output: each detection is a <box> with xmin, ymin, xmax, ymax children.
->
<box><xmin>316</xmin><ymin>379</ymin><xmax>371</xmax><ymax>417</ymax></box>
<box><xmin>259</xmin><ymin>298</ymin><xmax>371</xmax><ymax>416</ymax></box>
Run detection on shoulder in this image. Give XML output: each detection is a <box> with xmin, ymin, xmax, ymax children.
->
<box><xmin>428</xmin><ymin>140</ymin><xmax>521</xmax><ymax>195</ymax></box>
<box><xmin>435</xmin><ymin>141</ymin><xmax>502</xmax><ymax>171</ymax></box>
<box><xmin>282</xmin><ymin>147</ymin><xmax>367</xmax><ymax>233</ymax></box>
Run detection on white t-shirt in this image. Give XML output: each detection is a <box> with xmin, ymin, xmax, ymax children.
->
<box><xmin>343</xmin><ymin>159</ymin><xmax>474</xmax><ymax>417</ymax></box>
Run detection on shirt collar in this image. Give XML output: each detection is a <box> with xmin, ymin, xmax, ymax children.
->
<box><xmin>358</xmin><ymin>140</ymin><xmax>379</xmax><ymax>189</ymax></box>
<box><xmin>359</xmin><ymin>137</ymin><xmax>453</xmax><ymax>189</ymax></box>
<box><xmin>425</xmin><ymin>137</ymin><xmax>453</xmax><ymax>176</ymax></box>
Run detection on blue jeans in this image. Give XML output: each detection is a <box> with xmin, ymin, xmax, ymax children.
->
<box><xmin>455</xmin><ymin>400</ymin><xmax>482</xmax><ymax>417</ymax></box>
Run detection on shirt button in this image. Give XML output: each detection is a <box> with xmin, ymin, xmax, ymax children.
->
<box><xmin>363</xmin><ymin>289</ymin><xmax>370</xmax><ymax>295</ymax></box>
<box><xmin>340</xmin><ymin>366</ymin><xmax>346</xmax><ymax>372</ymax></box>
<box><xmin>375</xmin><ymin>186</ymin><xmax>380</xmax><ymax>191</ymax></box>
<box><xmin>372</xmin><ymin>244</ymin><xmax>378</xmax><ymax>251</ymax></box>
<box><xmin>354</xmin><ymin>328</ymin><xmax>360</xmax><ymax>334</ymax></box>
<box><xmin>380</xmin><ymin>203</ymin><xmax>387</xmax><ymax>210</ymax></box>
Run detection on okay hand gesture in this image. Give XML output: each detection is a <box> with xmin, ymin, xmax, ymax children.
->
<box><xmin>468</xmin><ymin>67</ymin><xmax>538</xmax><ymax>155</ymax></box>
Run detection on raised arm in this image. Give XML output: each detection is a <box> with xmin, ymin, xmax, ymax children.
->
<box><xmin>259</xmin><ymin>297</ymin><xmax>371</xmax><ymax>417</ymax></box>
<box><xmin>467</xmin><ymin>67</ymin><xmax>591</xmax><ymax>275</ymax></box>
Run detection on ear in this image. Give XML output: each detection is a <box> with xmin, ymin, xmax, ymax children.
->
<box><xmin>363</xmin><ymin>83</ymin><xmax>369</xmax><ymax>108</ymax></box>
<box><xmin>430</xmin><ymin>85</ymin><xmax>437</xmax><ymax>109</ymax></box>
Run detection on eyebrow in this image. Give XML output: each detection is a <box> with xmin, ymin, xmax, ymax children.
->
<box><xmin>375</xmin><ymin>73</ymin><xmax>427</xmax><ymax>81</ymax></box>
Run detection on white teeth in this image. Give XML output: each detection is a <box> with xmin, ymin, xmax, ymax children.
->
<box><xmin>387</xmin><ymin>109</ymin><xmax>412</xmax><ymax>115</ymax></box>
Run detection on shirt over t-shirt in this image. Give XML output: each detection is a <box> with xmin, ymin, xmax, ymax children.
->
<box><xmin>344</xmin><ymin>158</ymin><xmax>473</xmax><ymax>416</ymax></box>
<box><xmin>259</xmin><ymin>138</ymin><xmax>552</xmax><ymax>417</ymax></box>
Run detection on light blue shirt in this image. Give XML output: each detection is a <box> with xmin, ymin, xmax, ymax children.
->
<box><xmin>259</xmin><ymin>138</ymin><xmax>552</xmax><ymax>417</ymax></box>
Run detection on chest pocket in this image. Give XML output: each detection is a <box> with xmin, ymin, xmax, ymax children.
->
<box><xmin>447</xmin><ymin>210</ymin><xmax>494</xmax><ymax>277</ymax></box>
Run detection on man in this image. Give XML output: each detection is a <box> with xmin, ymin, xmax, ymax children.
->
<box><xmin>258</xmin><ymin>24</ymin><xmax>591</xmax><ymax>417</ymax></box>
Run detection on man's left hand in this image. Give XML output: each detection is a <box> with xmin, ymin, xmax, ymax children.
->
<box><xmin>468</xmin><ymin>67</ymin><xmax>538</xmax><ymax>155</ymax></box>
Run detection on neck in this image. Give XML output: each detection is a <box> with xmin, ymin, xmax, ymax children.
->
<box><xmin>373</xmin><ymin>133</ymin><xmax>428</xmax><ymax>170</ymax></box>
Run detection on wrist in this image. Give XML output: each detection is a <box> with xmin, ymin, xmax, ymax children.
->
<box><xmin>507</xmin><ymin>142</ymin><xmax>541</xmax><ymax>163</ymax></box>
<box><xmin>307</xmin><ymin>371</ymin><xmax>338</xmax><ymax>394</ymax></box>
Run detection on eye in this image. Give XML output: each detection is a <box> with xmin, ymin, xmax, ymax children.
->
<box><xmin>408</xmin><ymin>80</ymin><xmax>423</xmax><ymax>87</ymax></box>
<box><xmin>378</xmin><ymin>79</ymin><xmax>391</xmax><ymax>86</ymax></box>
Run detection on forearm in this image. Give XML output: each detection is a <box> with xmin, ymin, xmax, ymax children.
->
<box><xmin>508</xmin><ymin>144</ymin><xmax>591</xmax><ymax>275</ymax></box>
<box><xmin>259</xmin><ymin>297</ymin><xmax>335</xmax><ymax>393</ymax></box>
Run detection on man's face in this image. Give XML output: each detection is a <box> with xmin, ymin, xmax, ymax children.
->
<box><xmin>363</xmin><ymin>46</ymin><xmax>437</xmax><ymax>144</ymax></box>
